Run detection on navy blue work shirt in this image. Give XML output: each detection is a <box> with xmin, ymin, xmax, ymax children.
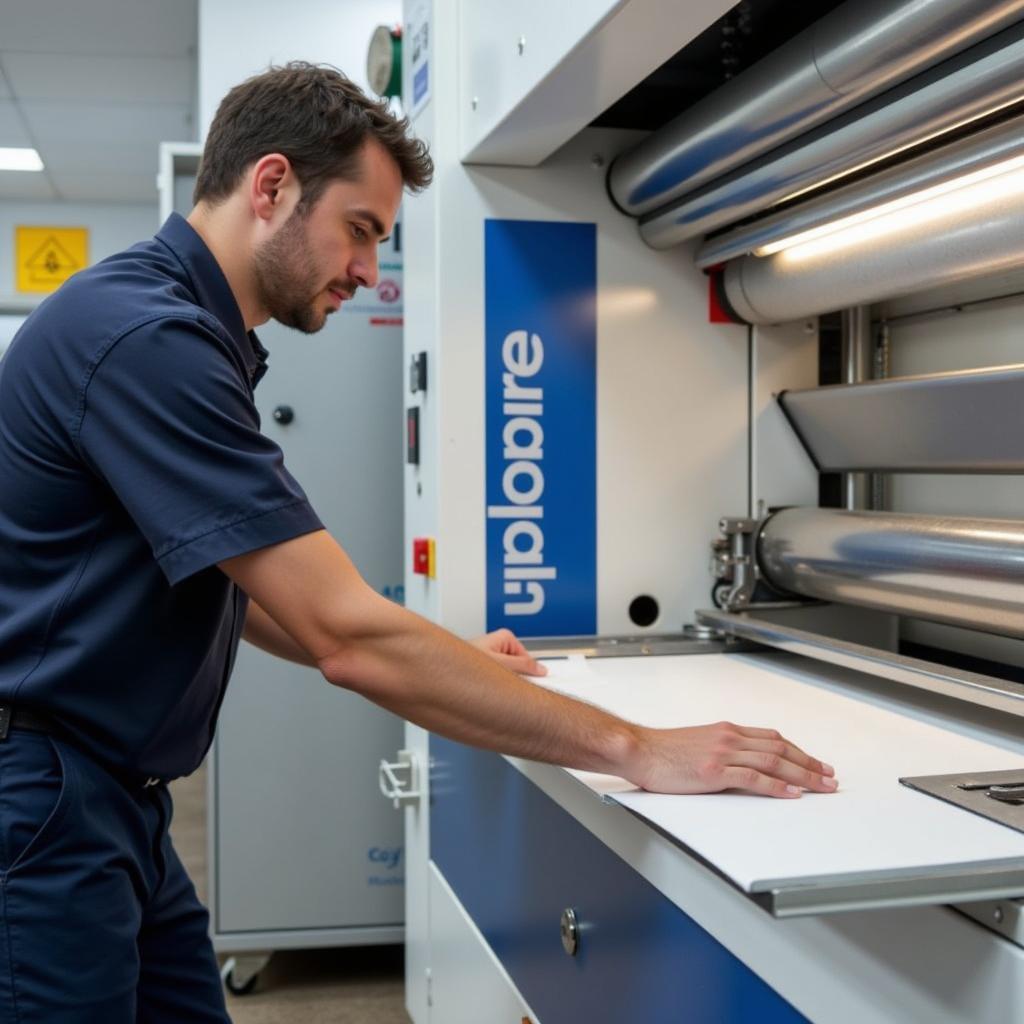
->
<box><xmin>0</xmin><ymin>214</ymin><xmax>323</xmax><ymax>780</ymax></box>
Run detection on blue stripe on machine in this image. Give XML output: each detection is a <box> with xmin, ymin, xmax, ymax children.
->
<box><xmin>484</xmin><ymin>219</ymin><xmax>597</xmax><ymax>635</ymax></box>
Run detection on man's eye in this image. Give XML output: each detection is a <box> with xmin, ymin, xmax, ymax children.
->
<box><xmin>352</xmin><ymin>224</ymin><xmax>368</xmax><ymax>241</ymax></box>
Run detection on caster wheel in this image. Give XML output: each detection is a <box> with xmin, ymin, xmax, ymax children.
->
<box><xmin>223</xmin><ymin>967</ymin><xmax>258</xmax><ymax>996</ymax></box>
<box><xmin>221</xmin><ymin>954</ymin><xmax>269</xmax><ymax>996</ymax></box>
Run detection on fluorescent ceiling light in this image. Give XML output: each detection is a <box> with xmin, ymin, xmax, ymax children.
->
<box><xmin>0</xmin><ymin>148</ymin><xmax>44</xmax><ymax>172</ymax></box>
<box><xmin>757</xmin><ymin>152</ymin><xmax>1024</xmax><ymax>261</ymax></box>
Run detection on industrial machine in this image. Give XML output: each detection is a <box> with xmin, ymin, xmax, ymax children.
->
<box><xmin>385</xmin><ymin>1</ymin><xmax>1024</xmax><ymax>1020</ymax></box>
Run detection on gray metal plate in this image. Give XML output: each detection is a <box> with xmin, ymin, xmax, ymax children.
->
<box><xmin>777</xmin><ymin>363</ymin><xmax>1024</xmax><ymax>473</ymax></box>
<box><xmin>900</xmin><ymin>769</ymin><xmax>1024</xmax><ymax>835</ymax></box>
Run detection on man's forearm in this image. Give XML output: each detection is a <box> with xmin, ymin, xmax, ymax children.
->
<box><xmin>318</xmin><ymin>595</ymin><xmax>641</xmax><ymax>778</ymax></box>
<box><xmin>242</xmin><ymin>600</ymin><xmax>318</xmax><ymax>667</ymax></box>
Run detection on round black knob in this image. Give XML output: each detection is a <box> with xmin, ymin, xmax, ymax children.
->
<box><xmin>273</xmin><ymin>404</ymin><xmax>294</xmax><ymax>425</ymax></box>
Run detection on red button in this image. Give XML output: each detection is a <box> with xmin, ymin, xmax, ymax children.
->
<box><xmin>412</xmin><ymin>537</ymin><xmax>435</xmax><ymax>577</ymax></box>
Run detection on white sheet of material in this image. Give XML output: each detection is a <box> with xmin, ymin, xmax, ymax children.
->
<box><xmin>532</xmin><ymin>652</ymin><xmax>1024</xmax><ymax>894</ymax></box>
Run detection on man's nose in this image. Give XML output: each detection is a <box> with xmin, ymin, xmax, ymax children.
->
<box><xmin>351</xmin><ymin>253</ymin><xmax>379</xmax><ymax>290</ymax></box>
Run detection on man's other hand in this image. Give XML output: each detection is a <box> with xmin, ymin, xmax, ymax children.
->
<box><xmin>470</xmin><ymin>629</ymin><xmax>547</xmax><ymax>677</ymax></box>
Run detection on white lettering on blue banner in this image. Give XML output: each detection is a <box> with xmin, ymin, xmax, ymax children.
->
<box><xmin>485</xmin><ymin>220</ymin><xmax>596</xmax><ymax>634</ymax></box>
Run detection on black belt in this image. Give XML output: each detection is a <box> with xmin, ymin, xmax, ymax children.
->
<box><xmin>0</xmin><ymin>705</ymin><xmax>67</xmax><ymax>742</ymax></box>
<box><xmin>0</xmin><ymin>705</ymin><xmax>165</xmax><ymax>789</ymax></box>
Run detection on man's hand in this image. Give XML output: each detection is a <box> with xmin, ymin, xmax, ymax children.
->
<box><xmin>627</xmin><ymin>721</ymin><xmax>837</xmax><ymax>798</ymax></box>
<box><xmin>470</xmin><ymin>629</ymin><xmax>547</xmax><ymax>677</ymax></box>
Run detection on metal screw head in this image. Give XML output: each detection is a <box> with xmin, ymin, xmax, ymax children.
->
<box><xmin>518</xmin><ymin>36</ymin><xmax>526</xmax><ymax>55</ymax></box>
<box><xmin>804</xmin><ymin>320</ymin><xmax>816</xmax><ymax>335</ymax></box>
<box><xmin>994</xmin><ymin>906</ymin><xmax>1005</xmax><ymax>924</ymax></box>
<box><xmin>416</xmin><ymin>481</ymin><xmax>423</xmax><ymax>496</ymax></box>
<box><xmin>590</xmin><ymin>154</ymin><xmax>605</xmax><ymax>169</ymax></box>
<box><xmin>471</xmin><ymin>96</ymin><xmax>478</xmax><ymax>110</ymax></box>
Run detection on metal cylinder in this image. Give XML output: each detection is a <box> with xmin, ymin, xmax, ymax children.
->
<box><xmin>695</xmin><ymin>112</ymin><xmax>1024</xmax><ymax>269</ymax></box>
<box><xmin>608</xmin><ymin>0</ymin><xmax>1024</xmax><ymax>219</ymax></box>
<box><xmin>639</xmin><ymin>20</ymin><xmax>1024</xmax><ymax>250</ymax></box>
<box><xmin>721</xmin><ymin>155</ymin><xmax>1024</xmax><ymax>324</ymax></box>
<box><xmin>758</xmin><ymin>507</ymin><xmax>1024</xmax><ymax>638</ymax></box>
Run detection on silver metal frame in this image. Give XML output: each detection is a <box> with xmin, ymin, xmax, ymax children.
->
<box><xmin>762</xmin><ymin>862</ymin><xmax>1024</xmax><ymax>918</ymax></box>
<box><xmin>696</xmin><ymin>607</ymin><xmax>1024</xmax><ymax>720</ymax></box>
<box><xmin>956</xmin><ymin>897</ymin><xmax>1024</xmax><ymax>948</ymax></box>
<box><xmin>524</xmin><ymin>632</ymin><xmax>729</xmax><ymax>659</ymax></box>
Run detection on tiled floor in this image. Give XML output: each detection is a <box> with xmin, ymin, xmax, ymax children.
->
<box><xmin>169</xmin><ymin>765</ymin><xmax>411</xmax><ymax>1024</ymax></box>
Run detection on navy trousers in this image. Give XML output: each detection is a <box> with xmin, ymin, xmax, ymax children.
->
<box><xmin>0</xmin><ymin>729</ymin><xmax>230</xmax><ymax>1022</ymax></box>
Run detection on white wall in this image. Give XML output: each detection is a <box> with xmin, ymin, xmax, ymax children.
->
<box><xmin>198</xmin><ymin>0</ymin><xmax>400</xmax><ymax>136</ymax></box>
<box><xmin>0</xmin><ymin>200</ymin><xmax>159</xmax><ymax>312</ymax></box>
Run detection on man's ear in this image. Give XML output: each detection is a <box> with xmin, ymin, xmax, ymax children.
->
<box><xmin>249</xmin><ymin>154</ymin><xmax>294</xmax><ymax>222</ymax></box>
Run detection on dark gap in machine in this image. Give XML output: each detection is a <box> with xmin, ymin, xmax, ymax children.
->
<box><xmin>589</xmin><ymin>0</ymin><xmax>846</xmax><ymax>132</ymax></box>
<box><xmin>900</xmin><ymin>641</ymin><xmax>1024</xmax><ymax>688</ymax></box>
<box><xmin>817</xmin><ymin>312</ymin><xmax>843</xmax><ymax>509</ymax></box>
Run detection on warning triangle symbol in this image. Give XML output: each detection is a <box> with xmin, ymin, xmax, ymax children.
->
<box><xmin>26</xmin><ymin>235</ymin><xmax>79</xmax><ymax>280</ymax></box>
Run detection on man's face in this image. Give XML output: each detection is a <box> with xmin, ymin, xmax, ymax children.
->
<box><xmin>253</xmin><ymin>139</ymin><xmax>403</xmax><ymax>334</ymax></box>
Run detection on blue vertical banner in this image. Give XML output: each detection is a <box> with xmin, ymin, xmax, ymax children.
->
<box><xmin>485</xmin><ymin>219</ymin><xmax>597</xmax><ymax>636</ymax></box>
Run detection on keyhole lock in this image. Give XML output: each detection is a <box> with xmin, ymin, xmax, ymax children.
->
<box><xmin>273</xmin><ymin>405</ymin><xmax>294</xmax><ymax>425</ymax></box>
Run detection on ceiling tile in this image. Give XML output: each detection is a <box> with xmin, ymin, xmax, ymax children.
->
<box><xmin>46</xmin><ymin>169</ymin><xmax>159</xmax><ymax>204</ymax></box>
<box><xmin>0</xmin><ymin>101</ymin><xmax>33</xmax><ymax>147</ymax></box>
<box><xmin>38</xmin><ymin>137</ymin><xmax>165</xmax><ymax>177</ymax></box>
<box><xmin>21</xmin><ymin>99</ymin><xmax>193</xmax><ymax>146</ymax></box>
<box><xmin>4</xmin><ymin>53</ymin><xmax>193</xmax><ymax>105</ymax></box>
<box><xmin>0</xmin><ymin>0</ymin><xmax>197</xmax><ymax>58</ymax></box>
<box><xmin>0</xmin><ymin>171</ymin><xmax>58</xmax><ymax>202</ymax></box>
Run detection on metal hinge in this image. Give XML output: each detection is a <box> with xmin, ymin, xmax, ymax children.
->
<box><xmin>955</xmin><ymin>897</ymin><xmax>1024</xmax><ymax>950</ymax></box>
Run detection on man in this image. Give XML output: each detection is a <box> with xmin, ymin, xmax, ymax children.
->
<box><xmin>0</xmin><ymin>63</ymin><xmax>836</xmax><ymax>1021</ymax></box>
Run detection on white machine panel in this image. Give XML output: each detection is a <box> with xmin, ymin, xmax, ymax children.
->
<box><xmin>459</xmin><ymin>0</ymin><xmax>735</xmax><ymax>165</ymax></box>
<box><xmin>405</xmin><ymin>125</ymin><xmax>751</xmax><ymax>638</ymax></box>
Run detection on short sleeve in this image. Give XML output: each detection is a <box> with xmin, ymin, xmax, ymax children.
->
<box><xmin>77</xmin><ymin>316</ymin><xmax>323</xmax><ymax>584</ymax></box>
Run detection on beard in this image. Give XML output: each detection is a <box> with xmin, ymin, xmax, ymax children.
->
<box><xmin>252</xmin><ymin>207</ymin><xmax>339</xmax><ymax>334</ymax></box>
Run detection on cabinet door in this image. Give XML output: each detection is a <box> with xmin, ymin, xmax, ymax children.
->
<box><xmin>429</xmin><ymin>863</ymin><xmax>534</xmax><ymax>1024</ymax></box>
<box><xmin>213</xmin><ymin>265</ymin><xmax>407</xmax><ymax>935</ymax></box>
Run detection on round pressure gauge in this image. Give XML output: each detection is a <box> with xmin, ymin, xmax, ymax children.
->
<box><xmin>367</xmin><ymin>25</ymin><xmax>402</xmax><ymax>98</ymax></box>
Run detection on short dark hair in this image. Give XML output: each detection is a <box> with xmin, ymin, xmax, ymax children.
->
<box><xmin>194</xmin><ymin>62</ymin><xmax>433</xmax><ymax>208</ymax></box>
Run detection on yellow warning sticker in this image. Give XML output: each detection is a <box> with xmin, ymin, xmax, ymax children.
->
<box><xmin>15</xmin><ymin>226</ymin><xmax>89</xmax><ymax>293</ymax></box>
